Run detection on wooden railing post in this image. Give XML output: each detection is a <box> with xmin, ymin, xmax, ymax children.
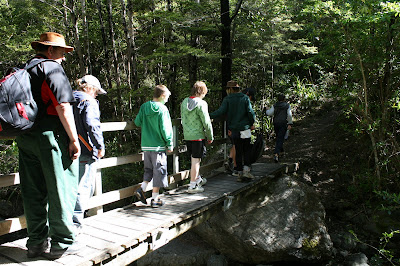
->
<box><xmin>172</xmin><ymin>123</ymin><xmax>179</xmax><ymax>174</ymax></box>
<box><xmin>224</xmin><ymin>120</ymin><xmax>228</xmax><ymax>161</ymax></box>
<box><xmin>87</xmin><ymin>166</ymin><xmax>103</xmax><ymax>216</ymax></box>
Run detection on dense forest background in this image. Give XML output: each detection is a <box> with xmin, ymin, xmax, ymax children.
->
<box><xmin>0</xmin><ymin>0</ymin><xmax>399</xmax><ymax>261</ymax></box>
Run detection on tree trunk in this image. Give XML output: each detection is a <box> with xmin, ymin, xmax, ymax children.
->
<box><xmin>220</xmin><ymin>0</ymin><xmax>231</xmax><ymax>98</ymax></box>
<box><xmin>120</xmin><ymin>0</ymin><xmax>138</xmax><ymax>94</ymax></box>
<box><xmin>68</xmin><ymin>0</ymin><xmax>85</xmax><ymax>76</ymax></box>
<box><xmin>97</xmin><ymin>0</ymin><xmax>117</xmax><ymax>119</ymax></box>
<box><xmin>106</xmin><ymin>0</ymin><xmax>124</xmax><ymax>120</ymax></box>
<box><xmin>82</xmin><ymin>0</ymin><xmax>91</xmax><ymax>74</ymax></box>
<box><xmin>380</xmin><ymin>16</ymin><xmax>396</xmax><ymax>136</ymax></box>
<box><xmin>357</xmin><ymin>52</ymin><xmax>381</xmax><ymax>184</ymax></box>
<box><xmin>220</xmin><ymin>0</ymin><xmax>243</xmax><ymax>97</ymax></box>
<box><xmin>106</xmin><ymin>0</ymin><xmax>122</xmax><ymax>88</ymax></box>
<box><xmin>127</xmin><ymin>0</ymin><xmax>138</xmax><ymax>90</ymax></box>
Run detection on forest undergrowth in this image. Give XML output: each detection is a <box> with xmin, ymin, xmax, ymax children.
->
<box><xmin>258</xmin><ymin>99</ymin><xmax>400</xmax><ymax>265</ymax></box>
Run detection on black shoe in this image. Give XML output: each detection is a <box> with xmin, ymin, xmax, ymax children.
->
<box><xmin>151</xmin><ymin>198</ymin><xmax>164</xmax><ymax>208</ymax></box>
<box><xmin>27</xmin><ymin>240</ymin><xmax>49</xmax><ymax>258</ymax></box>
<box><xmin>135</xmin><ymin>187</ymin><xmax>147</xmax><ymax>204</ymax></box>
<box><xmin>224</xmin><ymin>160</ymin><xmax>233</xmax><ymax>173</ymax></box>
<box><xmin>43</xmin><ymin>241</ymin><xmax>83</xmax><ymax>260</ymax></box>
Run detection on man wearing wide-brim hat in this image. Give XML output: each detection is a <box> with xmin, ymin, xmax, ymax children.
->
<box><xmin>210</xmin><ymin>80</ymin><xmax>256</xmax><ymax>182</ymax></box>
<box><xmin>16</xmin><ymin>32</ymin><xmax>81</xmax><ymax>260</ymax></box>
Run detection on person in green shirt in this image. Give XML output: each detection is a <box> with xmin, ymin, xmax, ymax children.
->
<box><xmin>181</xmin><ymin>81</ymin><xmax>214</xmax><ymax>193</ymax></box>
<box><xmin>134</xmin><ymin>85</ymin><xmax>173</xmax><ymax>207</ymax></box>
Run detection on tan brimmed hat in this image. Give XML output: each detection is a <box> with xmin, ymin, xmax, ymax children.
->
<box><xmin>226</xmin><ymin>80</ymin><xmax>240</xmax><ymax>88</ymax></box>
<box><xmin>31</xmin><ymin>32</ymin><xmax>74</xmax><ymax>53</ymax></box>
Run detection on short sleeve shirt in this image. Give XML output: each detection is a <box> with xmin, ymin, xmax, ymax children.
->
<box><xmin>27</xmin><ymin>55</ymin><xmax>75</xmax><ymax>116</ymax></box>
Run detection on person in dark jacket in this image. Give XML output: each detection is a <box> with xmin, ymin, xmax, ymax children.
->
<box><xmin>224</xmin><ymin>87</ymin><xmax>257</xmax><ymax>174</ymax></box>
<box><xmin>72</xmin><ymin>75</ymin><xmax>106</xmax><ymax>231</ymax></box>
<box><xmin>210</xmin><ymin>80</ymin><xmax>256</xmax><ymax>182</ymax></box>
<box><xmin>266</xmin><ymin>94</ymin><xmax>293</xmax><ymax>163</ymax></box>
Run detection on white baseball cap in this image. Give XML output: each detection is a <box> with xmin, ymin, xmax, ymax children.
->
<box><xmin>82</xmin><ymin>75</ymin><xmax>107</xmax><ymax>95</ymax></box>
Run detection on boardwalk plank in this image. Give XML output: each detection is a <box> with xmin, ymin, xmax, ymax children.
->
<box><xmin>84</xmin><ymin>219</ymin><xmax>142</xmax><ymax>239</ymax></box>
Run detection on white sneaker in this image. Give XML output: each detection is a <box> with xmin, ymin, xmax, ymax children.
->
<box><xmin>196</xmin><ymin>176</ymin><xmax>207</xmax><ymax>186</ymax></box>
<box><xmin>188</xmin><ymin>185</ymin><xmax>204</xmax><ymax>194</ymax></box>
<box><xmin>243</xmin><ymin>166</ymin><xmax>254</xmax><ymax>179</ymax></box>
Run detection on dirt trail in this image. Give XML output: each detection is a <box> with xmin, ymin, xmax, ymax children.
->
<box><xmin>259</xmin><ymin>102</ymin><xmax>346</xmax><ymax>207</ymax></box>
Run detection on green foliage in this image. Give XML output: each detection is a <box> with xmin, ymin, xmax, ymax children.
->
<box><xmin>350</xmin><ymin>229</ymin><xmax>400</xmax><ymax>266</ymax></box>
<box><xmin>102</xmin><ymin>164</ymin><xmax>143</xmax><ymax>193</ymax></box>
<box><xmin>375</xmin><ymin>190</ymin><xmax>400</xmax><ymax>215</ymax></box>
<box><xmin>0</xmin><ymin>140</ymin><xmax>18</xmax><ymax>175</ymax></box>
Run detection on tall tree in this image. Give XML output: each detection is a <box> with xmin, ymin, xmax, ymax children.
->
<box><xmin>68</xmin><ymin>0</ymin><xmax>85</xmax><ymax>76</ymax></box>
<box><xmin>220</xmin><ymin>0</ymin><xmax>242</xmax><ymax>97</ymax></box>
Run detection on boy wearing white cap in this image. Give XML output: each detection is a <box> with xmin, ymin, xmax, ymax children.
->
<box><xmin>72</xmin><ymin>75</ymin><xmax>106</xmax><ymax>230</ymax></box>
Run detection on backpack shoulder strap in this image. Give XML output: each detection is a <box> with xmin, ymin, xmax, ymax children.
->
<box><xmin>24</xmin><ymin>58</ymin><xmax>52</xmax><ymax>70</ymax></box>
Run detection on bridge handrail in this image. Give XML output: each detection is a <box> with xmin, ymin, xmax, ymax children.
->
<box><xmin>0</xmin><ymin>118</ymin><xmax>228</xmax><ymax>236</ymax></box>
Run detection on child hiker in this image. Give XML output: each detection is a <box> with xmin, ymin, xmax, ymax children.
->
<box><xmin>134</xmin><ymin>85</ymin><xmax>173</xmax><ymax>207</ymax></box>
<box><xmin>181</xmin><ymin>81</ymin><xmax>213</xmax><ymax>193</ymax></box>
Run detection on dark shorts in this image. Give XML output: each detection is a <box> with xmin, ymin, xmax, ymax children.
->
<box><xmin>186</xmin><ymin>140</ymin><xmax>206</xmax><ymax>159</ymax></box>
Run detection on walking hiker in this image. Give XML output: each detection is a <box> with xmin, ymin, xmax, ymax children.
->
<box><xmin>210</xmin><ymin>81</ymin><xmax>256</xmax><ymax>182</ymax></box>
<box><xmin>16</xmin><ymin>32</ymin><xmax>81</xmax><ymax>260</ymax></box>
<box><xmin>181</xmin><ymin>81</ymin><xmax>213</xmax><ymax>193</ymax></box>
<box><xmin>72</xmin><ymin>75</ymin><xmax>107</xmax><ymax>233</ymax></box>
<box><xmin>266</xmin><ymin>94</ymin><xmax>293</xmax><ymax>163</ymax></box>
<box><xmin>225</xmin><ymin>87</ymin><xmax>257</xmax><ymax>174</ymax></box>
<box><xmin>134</xmin><ymin>85</ymin><xmax>173</xmax><ymax>208</ymax></box>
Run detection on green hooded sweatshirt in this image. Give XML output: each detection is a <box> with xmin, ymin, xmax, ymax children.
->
<box><xmin>134</xmin><ymin>101</ymin><xmax>173</xmax><ymax>151</ymax></box>
<box><xmin>181</xmin><ymin>97</ymin><xmax>214</xmax><ymax>141</ymax></box>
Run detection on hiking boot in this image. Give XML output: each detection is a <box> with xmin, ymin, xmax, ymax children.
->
<box><xmin>134</xmin><ymin>187</ymin><xmax>147</xmax><ymax>204</ymax></box>
<box><xmin>274</xmin><ymin>154</ymin><xmax>279</xmax><ymax>163</ymax></box>
<box><xmin>188</xmin><ymin>184</ymin><xmax>204</xmax><ymax>194</ymax></box>
<box><xmin>236</xmin><ymin>172</ymin><xmax>244</xmax><ymax>182</ymax></box>
<box><xmin>43</xmin><ymin>241</ymin><xmax>83</xmax><ymax>260</ymax></box>
<box><xmin>243</xmin><ymin>166</ymin><xmax>254</xmax><ymax>180</ymax></box>
<box><xmin>224</xmin><ymin>160</ymin><xmax>233</xmax><ymax>173</ymax></box>
<box><xmin>151</xmin><ymin>198</ymin><xmax>165</xmax><ymax>208</ymax></box>
<box><xmin>27</xmin><ymin>240</ymin><xmax>49</xmax><ymax>258</ymax></box>
<box><xmin>196</xmin><ymin>176</ymin><xmax>207</xmax><ymax>186</ymax></box>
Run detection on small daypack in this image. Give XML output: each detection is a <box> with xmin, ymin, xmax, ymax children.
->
<box><xmin>0</xmin><ymin>59</ymin><xmax>47</xmax><ymax>137</ymax></box>
<box><xmin>273</xmin><ymin>102</ymin><xmax>290</xmax><ymax>125</ymax></box>
<box><xmin>249</xmin><ymin>133</ymin><xmax>265</xmax><ymax>164</ymax></box>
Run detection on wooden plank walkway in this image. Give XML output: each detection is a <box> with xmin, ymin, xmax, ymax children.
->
<box><xmin>0</xmin><ymin>163</ymin><xmax>288</xmax><ymax>266</ymax></box>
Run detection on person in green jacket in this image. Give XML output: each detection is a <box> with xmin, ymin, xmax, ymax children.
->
<box><xmin>181</xmin><ymin>81</ymin><xmax>214</xmax><ymax>193</ymax></box>
<box><xmin>134</xmin><ymin>85</ymin><xmax>173</xmax><ymax>208</ymax></box>
<box><xmin>210</xmin><ymin>80</ymin><xmax>256</xmax><ymax>182</ymax></box>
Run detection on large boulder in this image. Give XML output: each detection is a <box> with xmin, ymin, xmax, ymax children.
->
<box><xmin>194</xmin><ymin>175</ymin><xmax>333</xmax><ymax>264</ymax></box>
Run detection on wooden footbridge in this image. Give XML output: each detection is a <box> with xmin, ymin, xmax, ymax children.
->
<box><xmin>0</xmin><ymin>120</ymin><xmax>297</xmax><ymax>266</ymax></box>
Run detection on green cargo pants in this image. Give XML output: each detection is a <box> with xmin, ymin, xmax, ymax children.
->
<box><xmin>16</xmin><ymin>116</ymin><xmax>78</xmax><ymax>250</ymax></box>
